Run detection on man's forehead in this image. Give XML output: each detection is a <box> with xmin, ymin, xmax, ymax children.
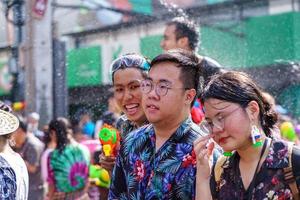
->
<box><xmin>165</xmin><ymin>24</ymin><xmax>176</xmax><ymax>34</ymax></box>
<box><xmin>149</xmin><ymin>62</ymin><xmax>181</xmax><ymax>82</ymax></box>
<box><xmin>114</xmin><ymin>79</ymin><xmax>140</xmax><ymax>87</ymax></box>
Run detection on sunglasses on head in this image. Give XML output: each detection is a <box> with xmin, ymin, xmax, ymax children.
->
<box><xmin>110</xmin><ymin>54</ymin><xmax>150</xmax><ymax>75</ymax></box>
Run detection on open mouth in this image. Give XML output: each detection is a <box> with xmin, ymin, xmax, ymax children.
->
<box><xmin>146</xmin><ymin>104</ymin><xmax>159</xmax><ymax>112</ymax></box>
<box><xmin>124</xmin><ymin>104</ymin><xmax>139</xmax><ymax>115</ymax></box>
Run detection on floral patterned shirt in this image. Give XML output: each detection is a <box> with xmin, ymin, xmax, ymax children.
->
<box><xmin>210</xmin><ymin>139</ymin><xmax>300</xmax><ymax>200</ymax></box>
<box><xmin>116</xmin><ymin>115</ymin><xmax>139</xmax><ymax>139</ymax></box>
<box><xmin>109</xmin><ymin>117</ymin><xmax>206</xmax><ymax>200</ymax></box>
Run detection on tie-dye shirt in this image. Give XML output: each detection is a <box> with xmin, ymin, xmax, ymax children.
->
<box><xmin>109</xmin><ymin>117</ymin><xmax>206</xmax><ymax>200</ymax></box>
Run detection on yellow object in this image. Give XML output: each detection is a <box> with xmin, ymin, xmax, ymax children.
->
<box><xmin>103</xmin><ymin>144</ymin><xmax>112</xmax><ymax>156</ymax></box>
<box><xmin>89</xmin><ymin>165</ymin><xmax>111</xmax><ymax>188</ymax></box>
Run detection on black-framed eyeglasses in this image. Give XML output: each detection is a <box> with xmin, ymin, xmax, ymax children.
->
<box><xmin>140</xmin><ymin>79</ymin><xmax>188</xmax><ymax>96</ymax></box>
<box><xmin>199</xmin><ymin>106</ymin><xmax>241</xmax><ymax>134</ymax></box>
<box><xmin>110</xmin><ymin>54</ymin><xmax>150</xmax><ymax>75</ymax></box>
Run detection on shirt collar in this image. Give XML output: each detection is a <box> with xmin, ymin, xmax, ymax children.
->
<box><xmin>144</xmin><ymin>117</ymin><xmax>195</xmax><ymax>142</ymax></box>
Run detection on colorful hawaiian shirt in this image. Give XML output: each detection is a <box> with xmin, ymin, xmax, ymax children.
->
<box><xmin>116</xmin><ymin>115</ymin><xmax>149</xmax><ymax>139</ymax></box>
<box><xmin>116</xmin><ymin>115</ymin><xmax>138</xmax><ymax>139</ymax></box>
<box><xmin>109</xmin><ymin>117</ymin><xmax>205</xmax><ymax>200</ymax></box>
<box><xmin>210</xmin><ymin>139</ymin><xmax>300</xmax><ymax>200</ymax></box>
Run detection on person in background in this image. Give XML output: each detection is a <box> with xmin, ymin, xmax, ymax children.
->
<box><xmin>109</xmin><ymin>49</ymin><xmax>208</xmax><ymax>199</ymax></box>
<box><xmin>27</xmin><ymin>112</ymin><xmax>44</xmax><ymax>141</ymax></box>
<box><xmin>79</xmin><ymin>112</ymin><xmax>96</xmax><ymax>139</ymax></box>
<box><xmin>40</xmin><ymin>125</ymin><xmax>56</xmax><ymax>197</ymax></box>
<box><xmin>0</xmin><ymin>101</ymin><xmax>28</xmax><ymax>200</ymax></box>
<box><xmin>94</xmin><ymin>89</ymin><xmax>121</xmax><ymax>136</ymax></box>
<box><xmin>46</xmin><ymin>118</ymin><xmax>90</xmax><ymax>200</ymax></box>
<box><xmin>12</xmin><ymin>117</ymin><xmax>44</xmax><ymax>200</ymax></box>
<box><xmin>194</xmin><ymin>71</ymin><xmax>300</xmax><ymax>200</ymax></box>
<box><xmin>161</xmin><ymin>17</ymin><xmax>199</xmax><ymax>52</ymax></box>
<box><xmin>161</xmin><ymin>17</ymin><xmax>223</xmax><ymax>124</ymax></box>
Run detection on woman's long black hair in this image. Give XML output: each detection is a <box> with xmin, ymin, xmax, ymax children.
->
<box><xmin>201</xmin><ymin>71</ymin><xmax>278</xmax><ymax>137</ymax></box>
<box><xmin>48</xmin><ymin>119</ymin><xmax>70</xmax><ymax>153</ymax></box>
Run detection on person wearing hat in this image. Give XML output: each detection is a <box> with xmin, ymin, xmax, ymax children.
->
<box><xmin>0</xmin><ymin>101</ymin><xmax>28</xmax><ymax>199</ymax></box>
<box><xmin>27</xmin><ymin>112</ymin><xmax>44</xmax><ymax>141</ymax></box>
<box><xmin>12</xmin><ymin>117</ymin><xmax>44</xmax><ymax>200</ymax></box>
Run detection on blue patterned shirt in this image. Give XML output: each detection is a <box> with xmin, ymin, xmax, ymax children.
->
<box><xmin>0</xmin><ymin>155</ymin><xmax>17</xmax><ymax>200</ymax></box>
<box><xmin>109</xmin><ymin>117</ymin><xmax>206</xmax><ymax>200</ymax></box>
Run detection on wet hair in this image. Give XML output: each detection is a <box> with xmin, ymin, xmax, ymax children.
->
<box><xmin>151</xmin><ymin>49</ymin><xmax>203</xmax><ymax>106</ymax></box>
<box><xmin>111</xmin><ymin>53</ymin><xmax>150</xmax><ymax>83</ymax></box>
<box><xmin>198</xmin><ymin>56</ymin><xmax>223</xmax><ymax>87</ymax></box>
<box><xmin>201</xmin><ymin>71</ymin><xmax>278</xmax><ymax>137</ymax></box>
<box><xmin>48</xmin><ymin>119</ymin><xmax>70</xmax><ymax>153</ymax></box>
<box><xmin>167</xmin><ymin>17</ymin><xmax>200</xmax><ymax>51</ymax></box>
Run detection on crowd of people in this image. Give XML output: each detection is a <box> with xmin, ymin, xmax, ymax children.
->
<box><xmin>0</xmin><ymin>17</ymin><xmax>300</xmax><ymax>200</ymax></box>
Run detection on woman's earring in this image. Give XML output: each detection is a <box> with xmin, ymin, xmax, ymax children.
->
<box><xmin>223</xmin><ymin>151</ymin><xmax>233</xmax><ymax>157</ymax></box>
<box><xmin>251</xmin><ymin>125</ymin><xmax>263</xmax><ymax>147</ymax></box>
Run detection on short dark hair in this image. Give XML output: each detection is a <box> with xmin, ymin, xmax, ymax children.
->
<box><xmin>18</xmin><ymin>117</ymin><xmax>27</xmax><ymax>132</ymax></box>
<box><xmin>111</xmin><ymin>53</ymin><xmax>150</xmax><ymax>83</ymax></box>
<box><xmin>167</xmin><ymin>18</ymin><xmax>200</xmax><ymax>51</ymax></box>
<box><xmin>151</xmin><ymin>49</ymin><xmax>203</xmax><ymax>106</ymax></box>
<box><xmin>201</xmin><ymin>71</ymin><xmax>278</xmax><ymax>137</ymax></box>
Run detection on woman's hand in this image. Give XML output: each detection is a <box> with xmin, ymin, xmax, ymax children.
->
<box><xmin>194</xmin><ymin>135</ymin><xmax>214</xmax><ymax>200</ymax></box>
<box><xmin>194</xmin><ymin>135</ymin><xmax>214</xmax><ymax>179</ymax></box>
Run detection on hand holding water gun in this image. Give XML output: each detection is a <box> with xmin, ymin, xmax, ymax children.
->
<box><xmin>89</xmin><ymin>164</ymin><xmax>110</xmax><ymax>188</ymax></box>
<box><xmin>98</xmin><ymin>124</ymin><xmax>120</xmax><ymax>157</ymax></box>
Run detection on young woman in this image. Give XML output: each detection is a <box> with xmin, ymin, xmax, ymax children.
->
<box><xmin>194</xmin><ymin>71</ymin><xmax>300</xmax><ymax>200</ymax></box>
<box><xmin>46</xmin><ymin>118</ymin><xmax>90</xmax><ymax>200</ymax></box>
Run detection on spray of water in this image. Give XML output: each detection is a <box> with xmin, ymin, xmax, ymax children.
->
<box><xmin>159</xmin><ymin>0</ymin><xmax>189</xmax><ymax>20</ymax></box>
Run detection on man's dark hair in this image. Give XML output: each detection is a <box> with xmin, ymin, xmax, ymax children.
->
<box><xmin>18</xmin><ymin>117</ymin><xmax>27</xmax><ymax>132</ymax></box>
<box><xmin>151</xmin><ymin>49</ymin><xmax>202</xmax><ymax>106</ymax></box>
<box><xmin>167</xmin><ymin>17</ymin><xmax>200</xmax><ymax>51</ymax></box>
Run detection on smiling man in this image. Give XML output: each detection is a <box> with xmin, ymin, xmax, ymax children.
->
<box><xmin>109</xmin><ymin>49</ymin><xmax>207</xmax><ymax>199</ymax></box>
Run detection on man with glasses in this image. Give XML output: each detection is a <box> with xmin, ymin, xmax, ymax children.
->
<box><xmin>109</xmin><ymin>49</ymin><xmax>207</xmax><ymax>199</ymax></box>
<box><xmin>161</xmin><ymin>17</ymin><xmax>223</xmax><ymax>125</ymax></box>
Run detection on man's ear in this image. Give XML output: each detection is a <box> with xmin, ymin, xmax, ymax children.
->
<box><xmin>246</xmin><ymin>100</ymin><xmax>260</xmax><ymax>121</ymax></box>
<box><xmin>177</xmin><ymin>37</ymin><xmax>189</xmax><ymax>49</ymax></box>
<box><xmin>185</xmin><ymin>89</ymin><xmax>196</xmax><ymax>105</ymax></box>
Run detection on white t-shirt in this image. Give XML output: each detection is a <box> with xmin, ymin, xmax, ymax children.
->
<box><xmin>0</xmin><ymin>143</ymin><xmax>29</xmax><ymax>200</ymax></box>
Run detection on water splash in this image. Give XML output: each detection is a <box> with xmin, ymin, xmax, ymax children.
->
<box><xmin>159</xmin><ymin>0</ymin><xmax>189</xmax><ymax>19</ymax></box>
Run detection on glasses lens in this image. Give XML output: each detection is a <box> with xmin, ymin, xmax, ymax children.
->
<box><xmin>141</xmin><ymin>80</ymin><xmax>152</xmax><ymax>94</ymax></box>
<box><xmin>199</xmin><ymin>120</ymin><xmax>212</xmax><ymax>135</ymax></box>
<box><xmin>157</xmin><ymin>82</ymin><xmax>169</xmax><ymax>96</ymax></box>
